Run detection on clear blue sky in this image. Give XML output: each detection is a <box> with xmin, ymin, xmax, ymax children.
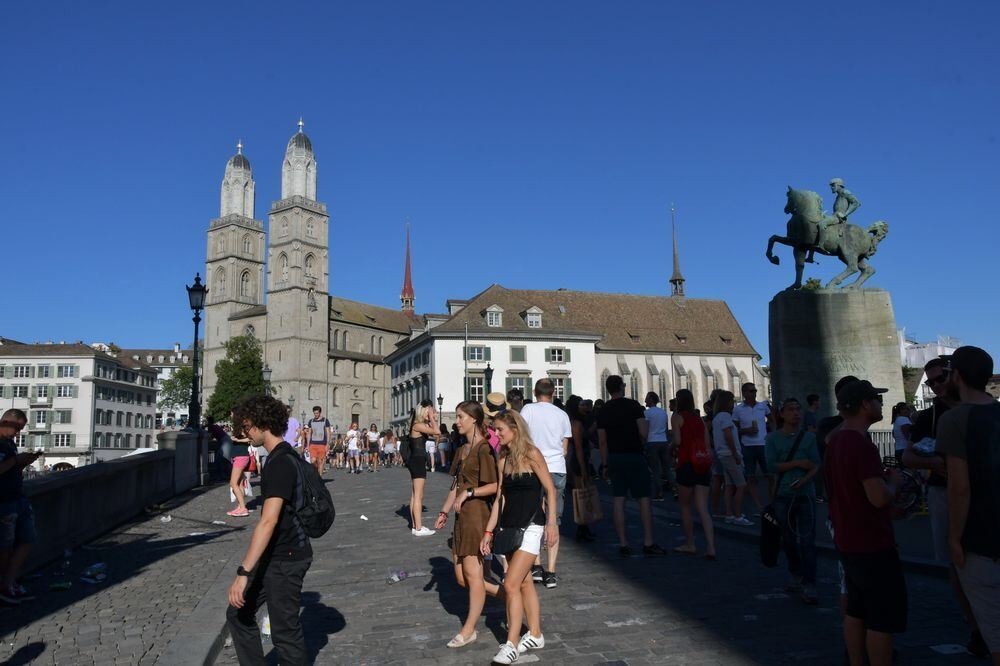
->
<box><xmin>2</xmin><ymin>2</ymin><xmax>997</xmax><ymax>362</ymax></box>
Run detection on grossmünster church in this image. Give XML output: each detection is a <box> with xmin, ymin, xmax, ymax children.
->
<box><xmin>202</xmin><ymin>122</ymin><xmax>422</xmax><ymax>431</ymax></box>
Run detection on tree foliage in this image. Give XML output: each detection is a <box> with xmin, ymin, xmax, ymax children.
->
<box><xmin>206</xmin><ymin>335</ymin><xmax>264</xmax><ymax>421</ymax></box>
<box><xmin>158</xmin><ymin>365</ymin><xmax>194</xmax><ymax>411</ymax></box>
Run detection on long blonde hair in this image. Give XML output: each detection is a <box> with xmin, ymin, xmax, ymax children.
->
<box><xmin>495</xmin><ymin>410</ymin><xmax>538</xmax><ymax>475</ymax></box>
<box><xmin>409</xmin><ymin>399</ymin><xmax>434</xmax><ymax>434</ymax></box>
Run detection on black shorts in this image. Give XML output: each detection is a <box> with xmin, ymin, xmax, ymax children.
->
<box><xmin>840</xmin><ymin>548</ymin><xmax>908</xmax><ymax>634</ymax></box>
<box><xmin>368</xmin><ymin>443</ymin><xmax>379</xmax><ymax>454</ymax></box>
<box><xmin>407</xmin><ymin>451</ymin><xmax>427</xmax><ymax>480</ymax></box>
<box><xmin>676</xmin><ymin>462</ymin><xmax>711</xmax><ymax>488</ymax></box>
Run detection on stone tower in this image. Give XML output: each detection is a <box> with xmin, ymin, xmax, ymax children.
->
<box><xmin>400</xmin><ymin>223</ymin><xmax>415</xmax><ymax>314</ymax></box>
<box><xmin>203</xmin><ymin>142</ymin><xmax>266</xmax><ymax>396</ymax></box>
<box><xmin>265</xmin><ymin>121</ymin><xmax>331</xmax><ymax>410</ymax></box>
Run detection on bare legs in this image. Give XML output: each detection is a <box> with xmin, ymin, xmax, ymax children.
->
<box><xmin>725</xmin><ymin>483</ymin><xmax>746</xmax><ymax>519</ymax></box>
<box><xmin>613</xmin><ymin>497</ymin><xmax>655</xmax><ymax>547</ymax></box>
<box><xmin>229</xmin><ymin>464</ymin><xmax>247</xmax><ymax>513</ymax></box>
<box><xmin>453</xmin><ymin>555</ymin><xmax>500</xmax><ymax>639</ymax></box>
<box><xmin>503</xmin><ymin>550</ymin><xmax>541</xmax><ymax>645</ymax></box>
<box><xmin>410</xmin><ymin>478</ymin><xmax>426</xmax><ymax>530</ymax></box>
<box><xmin>677</xmin><ymin>485</ymin><xmax>715</xmax><ymax>556</ymax></box>
<box><xmin>845</xmin><ymin>616</ymin><xmax>893</xmax><ymax>666</ymax></box>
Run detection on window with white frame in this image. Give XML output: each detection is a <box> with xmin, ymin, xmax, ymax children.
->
<box><xmin>57</xmin><ymin>384</ymin><xmax>73</xmax><ymax>398</ymax></box>
<box><xmin>509</xmin><ymin>375</ymin><xmax>529</xmax><ymax>397</ymax></box>
<box><xmin>53</xmin><ymin>433</ymin><xmax>71</xmax><ymax>447</ymax></box>
<box><xmin>467</xmin><ymin>376</ymin><xmax>485</xmax><ymax>403</ymax></box>
<box><xmin>36</xmin><ymin>385</ymin><xmax>48</xmax><ymax>398</ymax></box>
<box><xmin>34</xmin><ymin>411</ymin><xmax>47</xmax><ymax>425</ymax></box>
<box><xmin>13</xmin><ymin>366</ymin><xmax>30</xmax><ymax>378</ymax></box>
<box><xmin>13</xmin><ymin>386</ymin><xmax>28</xmax><ymax>398</ymax></box>
<box><xmin>57</xmin><ymin>365</ymin><xmax>75</xmax><ymax>378</ymax></box>
<box><xmin>551</xmin><ymin>377</ymin><xmax>566</xmax><ymax>401</ymax></box>
<box><xmin>94</xmin><ymin>433</ymin><xmax>103</xmax><ymax>447</ymax></box>
<box><xmin>54</xmin><ymin>410</ymin><xmax>71</xmax><ymax>424</ymax></box>
<box><xmin>486</xmin><ymin>310</ymin><xmax>502</xmax><ymax>327</ymax></box>
<box><xmin>467</xmin><ymin>346</ymin><xmax>486</xmax><ymax>362</ymax></box>
<box><xmin>526</xmin><ymin>313</ymin><xmax>542</xmax><ymax>328</ymax></box>
<box><xmin>33</xmin><ymin>434</ymin><xmax>46</xmax><ymax>448</ymax></box>
<box><xmin>550</xmin><ymin>348</ymin><xmax>564</xmax><ymax>363</ymax></box>
<box><xmin>114</xmin><ymin>433</ymin><xmax>123</xmax><ymax>448</ymax></box>
<box><xmin>38</xmin><ymin>366</ymin><xmax>51</xmax><ymax>378</ymax></box>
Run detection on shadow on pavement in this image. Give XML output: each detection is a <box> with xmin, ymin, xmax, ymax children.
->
<box><xmin>256</xmin><ymin>590</ymin><xmax>345</xmax><ymax>665</ymax></box>
<box><xmin>4</xmin><ymin>641</ymin><xmax>45</xmax><ymax>665</ymax></box>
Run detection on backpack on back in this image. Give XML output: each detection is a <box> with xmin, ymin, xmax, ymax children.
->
<box><xmin>400</xmin><ymin>434</ymin><xmax>412</xmax><ymax>464</ymax></box>
<box><xmin>289</xmin><ymin>454</ymin><xmax>335</xmax><ymax>538</ymax></box>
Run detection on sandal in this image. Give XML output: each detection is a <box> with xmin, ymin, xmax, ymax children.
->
<box><xmin>446</xmin><ymin>631</ymin><xmax>477</xmax><ymax>648</ymax></box>
<box><xmin>673</xmin><ymin>545</ymin><xmax>697</xmax><ymax>555</ymax></box>
<box><xmin>227</xmin><ymin>509</ymin><xmax>250</xmax><ymax>517</ymax></box>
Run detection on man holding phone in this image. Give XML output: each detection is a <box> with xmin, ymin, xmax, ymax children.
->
<box><xmin>0</xmin><ymin>409</ymin><xmax>40</xmax><ymax>604</ymax></box>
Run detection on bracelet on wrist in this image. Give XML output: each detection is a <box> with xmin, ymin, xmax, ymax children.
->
<box><xmin>484</xmin><ymin>530</ymin><xmax>493</xmax><ymax>536</ymax></box>
<box><xmin>439</xmin><ymin>511</ymin><xmax>448</xmax><ymax>516</ymax></box>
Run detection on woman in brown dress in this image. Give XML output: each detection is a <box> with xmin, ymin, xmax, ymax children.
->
<box><xmin>433</xmin><ymin>400</ymin><xmax>500</xmax><ymax>649</ymax></box>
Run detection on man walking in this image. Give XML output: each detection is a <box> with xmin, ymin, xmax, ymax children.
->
<box><xmin>733</xmin><ymin>383</ymin><xmax>773</xmax><ymax>513</ymax></box>
<box><xmin>643</xmin><ymin>392</ymin><xmax>670</xmax><ymax>501</ymax></box>
<box><xmin>824</xmin><ymin>380</ymin><xmax>906</xmax><ymax>666</ymax></box>
<box><xmin>305</xmin><ymin>406</ymin><xmax>332</xmax><ymax>476</ymax></box>
<box><xmin>937</xmin><ymin>346</ymin><xmax>1000</xmax><ymax>662</ymax></box>
<box><xmin>598</xmin><ymin>375</ymin><xmax>666</xmax><ymax>558</ymax></box>
<box><xmin>765</xmin><ymin>398</ymin><xmax>820</xmax><ymax>604</ymax></box>
<box><xmin>227</xmin><ymin>394</ymin><xmax>312</xmax><ymax>664</ymax></box>
<box><xmin>0</xmin><ymin>409</ymin><xmax>39</xmax><ymax>604</ymax></box>
<box><xmin>520</xmin><ymin>378</ymin><xmax>572</xmax><ymax>588</ymax></box>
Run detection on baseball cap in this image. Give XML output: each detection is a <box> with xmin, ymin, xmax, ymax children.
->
<box><xmin>940</xmin><ymin>346</ymin><xmax>994</xmax><ymax>389</ymax></box>
<box><xmin>836</xmin><ymin>380</ymin><xmax>888</xmax><ymax>411</ymax></box>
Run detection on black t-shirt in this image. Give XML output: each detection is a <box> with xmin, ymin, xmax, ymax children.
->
<box><xmin>597</xmin><ymin>398</ymin><xmax>646</xmax><ymax>455</ymax></box>
<box><xmin>261</xmin><ymin>442</ymin><xmax>312</xmax><ymax>560</ymax></box>
<box><xmin>911</xmin><ymin>397</ymin><xmax>950</xmax><ymax>487</ymax></box>
<box><xmin>0</xmin><ymin>438</ymin><xmax>23</xmax><ymax>503</ymax></box>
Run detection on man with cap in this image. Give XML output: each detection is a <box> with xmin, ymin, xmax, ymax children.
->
<box><xmin>823</xmin><ymin>380</ymin><xmax>906</xmax><ymax>666</ymax></box>
<box><xmin>819</xmin><ymin>178</ymin><xmax>862</xmax><ymax>232</ymax></box>
<box><xmin>935</xmin><ymin>346</ymin><xmax>1000</xmax><ymax>661</ymax></box>
<box><xmin>520</xmin><ymin>379</ymin><xmax>572</xmax><ymax>588</ymax></box>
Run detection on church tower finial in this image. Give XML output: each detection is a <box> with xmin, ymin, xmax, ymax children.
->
<box><xmin>669</xmin><ymin>204</ymin><xmax>686</xmax><ymax>297</ymax></box>
<box><xmin>297</xmin><ymin>117</ymin><xmax>304</xmax><ymax>133</ymax></box>
<box><xmin>400</xmin><ymin>221</ymin><xmax>415</xmax><ymax>314</ymax></box>
<box><xmin>236</xmin><ymin>139</ymin><xmax>243</xmax><ymax>154</ymax></box>
<box><xmin>281</xmin><ymin>119</ymin><xmax>317</xmax><ymax>200</ymax></box>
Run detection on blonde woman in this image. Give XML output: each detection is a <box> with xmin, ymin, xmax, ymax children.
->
<box><xmin>481</xmin><ymin>410</ymin><xmax>558</xmax><ymax>664</ymax></box>
<box><xmin>433</xmin><ymin>401</ymin><xmax>500</xmax><ymax>649</ymax></box>
<box><xmin>408</xmin><ymin>400</ymin><xmax>438</xmax><ymax>536</ymax></box>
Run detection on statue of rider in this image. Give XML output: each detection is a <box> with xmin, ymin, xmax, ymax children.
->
<box><xmin>819</xmin><ymin>178</ymin><xmax>861</xmax><ymax>231</ymax></box>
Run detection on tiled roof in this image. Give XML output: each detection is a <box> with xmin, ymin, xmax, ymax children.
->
<box><xmin>431</xmin><ymin>284</ymin><xmax>758</xmax><ymax>357</ymax></box>
<box><xmin>0</xmin><ymin>342</ymin><xmax>157</xmax><ymax>372</ymax></box>
<box><xmin>329</xmin><ymin>296</ymin><xmax>420</xmax><ymax>334</ymax></box>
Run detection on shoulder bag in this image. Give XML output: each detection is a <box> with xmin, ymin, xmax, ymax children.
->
<box><xmin>760</xmin><ymin>430</ymin><xmax>805</xmax><ymax>568</ymax></box>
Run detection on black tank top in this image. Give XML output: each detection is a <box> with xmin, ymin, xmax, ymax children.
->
<box><xmin>499</xmin><ymin>472</ymin><xmax>544</xmax><ymax>528</ymax></box>
<box><xmin>409</xmin><ymin>434</ymin><xmax>426</xmax><ymax>455</ymax></box>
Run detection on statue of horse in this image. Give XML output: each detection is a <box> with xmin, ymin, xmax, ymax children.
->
<box><xmin>765</xmin><ymin>186</ymin><xmax>889</xmax><ymax>290</ymax></box>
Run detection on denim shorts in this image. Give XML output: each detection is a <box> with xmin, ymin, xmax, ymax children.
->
<box><xmin>550</xmin><ymin>472</ymin><xmax>567</xmax><ymax>525</ymax></box>
<box><xmin>0</xmin><ymin>498</ymin><xmax>37</xmax><ymax>550</ymax></box>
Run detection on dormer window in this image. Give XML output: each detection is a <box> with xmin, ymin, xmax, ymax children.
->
<box><xmin>485</xmin><ymin>305</ymin><xmax>503</xmax><ymax>327</ymax></box>
<box><xmin>524</xmin><ymin>306</ymin><xmax>543</xmax><ymax>329</ymax></box>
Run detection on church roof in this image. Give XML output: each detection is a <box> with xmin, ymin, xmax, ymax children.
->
<box><xmin>228</xmin><ymin>153</ymin><xmax>251</xmax><ymax>171</ymax></box>
<box><xmin>329</xmin><ymin>296</ymin><xmax>419</xmax><ymax>334</ymax></box>
<box><xmin>288</xmin><ymin>132</ymin><xmax>312</xmax><ymax>152</ymax></box>
<box><xmin>431</xmin><ymin>284</ymin><xmax>758</xmax><ymax>357</ymax></box>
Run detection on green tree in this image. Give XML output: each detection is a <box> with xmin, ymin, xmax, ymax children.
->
<box><xmin>206</xmin><ymin>335</ymin><xmax>264</xmax><ymax>421</ymax></box>
<box><xmin>158</xmin><ymin>365</ymin><xmax>194</xmax><ymax>411</ymax></box>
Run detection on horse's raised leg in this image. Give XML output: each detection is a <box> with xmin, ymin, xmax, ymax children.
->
<box><xmin>850</xmin><ymin>258</ymin><xmax>875</xmax><ymax>289</ymax></box>
<box><xmin>792</xmin><ymin>248</ymin><xmax>807</xmax><ymax>289</ymax></box>
<box><xmin>826</xmin><ymin>259</ymin><xmax>858</xmax><ymax>289</ymax></box>
<box><xmin>766</xmin><ymin>235</ymin><xmax>786</xmax><ymax>265</ymax></box>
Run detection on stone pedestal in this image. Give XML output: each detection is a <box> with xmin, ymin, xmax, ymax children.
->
<box><xmin>769</xmin><ymin>288</ymin><xmax>904</xmax><ymax>420</ymax></box>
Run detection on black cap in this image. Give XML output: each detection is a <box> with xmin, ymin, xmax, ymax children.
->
<box><xmin>941</xmin><ymin>346</ymin><xmax>994</xmax><ymax>390</ymax></box>
<box><xmin>836</xmin><ymin>380</ymin><xmax>888</xmax><ymax>411</ymax></box>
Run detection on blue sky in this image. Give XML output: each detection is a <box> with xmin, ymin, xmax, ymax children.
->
<box><xmin>2</xmin><ymin>2</ymin><xmax>997</xmax><ymax>362</ymax></box>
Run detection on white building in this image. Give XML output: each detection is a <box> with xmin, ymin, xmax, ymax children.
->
<box><xmin>387</xmin><ymin>284</ymin><xmax>766</xmax><ymax>428</ymax></box>
<box><xmin>898</xmin><ymin>332</ymin><xmax>961</xmax><ymax>369</ymax></box>
<box><xmin>0</xmin><ymin>339</ymin><xmax>159</xmax><ymax>470</ymax></box>
<box><xmin>118</xmin><ymin>343</ymin><xmax>192</xmax><ymax>427</ymax></box>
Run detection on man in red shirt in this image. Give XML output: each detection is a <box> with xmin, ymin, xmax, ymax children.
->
<box><xmin>823</xmin><ymin>380</ymin><xmax>905</xmax><ymax>666</ymax></box>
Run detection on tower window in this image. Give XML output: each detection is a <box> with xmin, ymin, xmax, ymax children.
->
<box><xmin>240</xmin><ymin>271</ymin><xmax>251</xmax><ymax>297</ymax></box>
<box><xmin>306</xmin><ymin>219</ymin><xmax>315</xmax><ymax>237</ymax></box>
<box><xmin>242</xmin><ymin>234</ymin><xmax>252</xmax><ymax>254</ymax></box>
<box><xmin>305</xmin><ymin>254</ymin><xmax>315</xmax><ymax>277</ymax></box>
<box><xmin>281</xmin><ymin>218</ymin><xmax>289</xmax><ymax>236</ymax></box>
<box><xmin>279</xmin><ymin>253</ymin><xmax>289</xmax><ymax>282</ymax></box>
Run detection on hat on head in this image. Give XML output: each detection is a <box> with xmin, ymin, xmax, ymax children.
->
<box><xmin>836</xmin><ymin>380</ymin><xmax>888</xmax><ymax>411</ymax></box>
<box><xmin>941</xmin><ymin>346</ymin><xmax>994</xmax><ymax>389</ymax></box>
<box><xmin>484</xmin><ymin>392</ymin><xmax>510</xmax><ymax>418</ymax></box>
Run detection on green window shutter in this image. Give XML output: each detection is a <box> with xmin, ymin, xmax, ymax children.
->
<box><xmin>505</xmin><ymin>377</ymin><xmax>512</xmax><ymax>393</ymax></box>
<box><xmin>462</xmin><ymin>346</ymin><xmax>468</xmax><ymax>361</ymax></box>
<box><xmin>566</xmin><ymin>378</ymin><xmax>573</xmax><ymax>396</ymax></box>
<box><xmin>464</xmin><ymin>376</ymin><xmax>470</xmax><ymax>400</ymax></box>
<box><xmin>564</xmin><ymin>348</ymin><xmax>572</xmax><ymax>362</ymax></box>
<box><xmin>70</xmin><ymin>433</ymin><xmax>76</xmax><ymax>447</ymax></box>
<box><xmin>484</xmin><ymin>347</ymin><xmax>492</xmax><ymax>361</ymax></box>
<box><xmin>31</xmin><ymin>385</ymin><xmax>38</xmax><ymax>399</ymax></box>
<box><xmin>544</xmin><ymin>348</ymin><xmax>551</xmax><ymax>362</ymax></box>
<box><xmin>29</xmin><ymin>366</ymin><xmax>35</xmax><ymax>378</ymax></box>
<box><xmin>527</xmin><ymin>376</ymin><xmax>533</xmax><ymax>395</ymax></box>
<box><xmin>73</xmin><ymin>386</ymin><xmax>79</xmax><ymax>398</ymax></box>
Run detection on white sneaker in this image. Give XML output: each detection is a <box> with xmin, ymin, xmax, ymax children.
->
<box><xmin>517</xmin><ymin>632</ymin><xmax>545</xmax><ymax>653</ymax></box>
<box><xmin>733</xmin><ymin>516</ymin><xmax>754</xmax><ymax>526</ymax></box>
<box><xmin>411</xmin><ymin>527</ymin><xmax>435</xmax><ymax>537</ymax></box>
<box><xmin>724</xmin><ymin>515</ymin><xmax>735</xmax><ymax>524</ymax></box>
<box><xmin>492</xmin><ymin>641</ymin><xmax>519</xmax><ymax>664</ymax></box>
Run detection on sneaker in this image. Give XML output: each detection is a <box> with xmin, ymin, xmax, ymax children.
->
<box><xmin>530</xmin><ymin>565</ymin><xmax>544</xmax><ymax>583</ymax></box>
<box><xmin>517</xmin><ymin>632</ymin><xmax>545</xmax><ymax>653</ymax></box>
<box><xmin>968</xmin><ymin>630</ymin><xmax>990</xmax><ymax>658</ymax></box>
<box><xmin>542</xmin><ymin>572</ymin><xmax>558</xmax><ymax>589</ymax></box>
<box><xmin>411</xmin><ymin>526</ymin><xmax>435</xmax><ymax>537</ymax></box>
<box><xmin>732</xmin><ymin>516</ymin><xmax>754</xmax><ymax>527</ymax></box>
<box><xmin>492</xmin><ymin>640</ymin><xmax>519</xmax><ymax>664</ymax></box>
<box><xmin>643</xmin><ymin>544</ymin><xmax>667</xmax><ymax>557</ymax></box>
<box><xmin>227</xmin><ymin>508</ymin><xmax>250</xmax><ymax>517</ymax></box>
<box><xmin>801</xmin><ymin>584</ymin><xmax>818</xmax><ymax>605</ymax></box>
<box><xmin>724</xmin><ymin>515</ymin><xmax>735</xmax><ymax>524</ymax></box>
<box><xmin>618</xmin><ymin>545</ymin><xmax>633</xmax><ymax>558</ymax></box>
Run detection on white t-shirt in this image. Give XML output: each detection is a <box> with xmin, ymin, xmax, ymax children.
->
<box><xmin>346</xmin><ymin>429</ymin><xmax>359</xmax><ymax>450</ymax></box>
<box><xmin>367</xmin><ymin>431</ymin><xmax>379</xmax><ymax>444</ymax></box>
<box><xmin>645</xmin><ymin>406</ymin><xmax>668</xmax><ymax>443</ymax></box>
<box><xmin>892</xmin><ymin>416</ymin><xmax>912</xmax><ymax>452</ymax></box>
<box><xmin>712</xmin><ymin>412</ymin><xmax>741</xmax><ymax>457</ymax></box>
<box><xmin>520</xmin><ymin>401</ymin><xmax>572</xmax><ymax>474</ymax></box>
<box><xmin>731</xmin><ymin>401</ymin><xmax>770</xmax><ymax>447</ymax></box>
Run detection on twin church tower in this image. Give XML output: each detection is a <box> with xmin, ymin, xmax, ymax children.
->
<box><xmin>203</xmin><ymin>122</ymin><xmax>418</xmax><ymax>426</ymax></box>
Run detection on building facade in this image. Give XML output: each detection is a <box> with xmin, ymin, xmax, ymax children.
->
<box><xmin>118</xmin><ymin>343</ymin><xmax>193</xmax><ymax>427</ymax></box>
<box><xmin>0</xmin><ymin>339</ymin><xmax>158</xmax><ymax>469</ymax></box>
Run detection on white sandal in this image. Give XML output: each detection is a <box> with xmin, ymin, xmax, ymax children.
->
<box><xmin>446</xmin><ymin>630</ymin><xmax>477</xmax><ymax>648</ymax></box>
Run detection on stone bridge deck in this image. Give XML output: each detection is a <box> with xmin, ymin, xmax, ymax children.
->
<box><xmin>1</xmin><ymin>466</ymin><xmax>980</xmax><ymax>665</ymax></box>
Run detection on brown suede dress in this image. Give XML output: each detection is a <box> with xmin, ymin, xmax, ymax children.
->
<box><xmin>449</xmin><ymin>439</ymin><xmax>498</xmax><ymax>558</ymax></box>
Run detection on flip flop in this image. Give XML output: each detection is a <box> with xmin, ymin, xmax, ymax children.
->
<box><xmin>446</xmin><ymin>631</ymin><xmax>477</xmax><ymax>648</ymax></box>
<box><xmin>673</xmin><ymin>546</ymin><xmax>697</xmax><ymax>555</ymax></box>
<box><xmin>227</xmin><ymin>509</ymin><xmax>250</xmax><ymax>517</ymax></box>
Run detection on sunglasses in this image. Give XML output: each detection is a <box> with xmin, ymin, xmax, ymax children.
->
<box><xmin>924</xmin><ymin>372</ymin><xmax>949</xmax><ymax>388</ymax></box>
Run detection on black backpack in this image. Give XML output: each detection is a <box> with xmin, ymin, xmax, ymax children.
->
<box><xmin>288</xmin><ymin>454</ymin><xmax>335</xmax><ymax>538</ymax></box>
<box><xmin>400</xmin><ymin>434</ymin><xmax>412</xmax><ymax>464</ymax></box>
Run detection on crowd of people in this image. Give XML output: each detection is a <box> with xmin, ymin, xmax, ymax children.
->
<box><xmin>210</xmin><ymin>347</ymin><xmax>1000</xmax><ymax>665</ymax></box>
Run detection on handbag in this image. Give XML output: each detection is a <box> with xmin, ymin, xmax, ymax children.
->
<box><xmin>572</xmin><ymin>483</ymin><xmax>603</xmax><ymax>525</ymax></box>
<box><xmin>492</xmin><ymin>457</ymin><xmax>541</xmax><ymax>555</ymax></box>
<box><xmin>760</xmin><ymin>430</ymin><xmax>805</xmax><ymax>568</ymax></box>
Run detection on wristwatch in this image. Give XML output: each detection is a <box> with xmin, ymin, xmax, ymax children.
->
<box><xmin>466</xmin><ymin>488</ymin><xmax>474</xmax><ymax>499</ymax></box>
<box><xmin>236</xmin><ymin>565</ymin><xmax>252</xmax><ymax>577</ymax></box>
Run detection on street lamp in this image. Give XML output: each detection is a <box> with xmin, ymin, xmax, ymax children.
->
<box><xmin>437</xmin><ymin>393</ymin><xmax>444</xmax><ymax>420</ymax></box>
<box><xmin>288</xmin><ymin>394</ymin><xmax>295</xmax><ymax>412</ymax></box>
<box><xmin>262</xmin><ymin>364</ymin><xmax>272</xmax><ymax>394</ymax></box>
<box><xmin>485</xmin><ymin>363</ymin><xmax>494</xmax><ymax>395</ymax></box>
<box><xmin>185</xmin><ymin>274</ymin><xmax>207</xmax><ymax>430</ymax></box>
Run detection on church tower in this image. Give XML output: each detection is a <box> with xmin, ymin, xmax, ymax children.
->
<box><xmin>400</xmin><ymin>223</ymin><xmax>415</xmax><ymax>314</ymax></box>
<box><xmin>203</xmin><ymin>142</ymin><xmax>266</xmax><ymax>398</ymax></box>
<box><xmin>265</xmin><ymin>120</ymin><xmax>331</xmax><ymax>410</ymax></box>
<box><xmin>669</xmin><ymin>205</ymin><xmax>686</xmax><ymax>298</ymax></box>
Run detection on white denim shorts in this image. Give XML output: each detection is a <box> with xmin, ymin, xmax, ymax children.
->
<box><xmin>520</xmin><ymin>524</ymin><xmax>545</xmax><ymax>556</ymax></box>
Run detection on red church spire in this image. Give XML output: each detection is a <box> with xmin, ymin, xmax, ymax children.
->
<box><xmin>400</xmin><ymin>222</ymin><xmax>415</xmax><ymax>313</ymax></box>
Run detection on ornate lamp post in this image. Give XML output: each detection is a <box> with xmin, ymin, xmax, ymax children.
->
<box><xmin>437</xmin><ymin>393</ymin><xmax>444</xmax><ymax>421</ymax></box>
<box><xmin>185</xmin><ymin>274</ymin><xmax>207</xmax><ymax>430</ymax></box>
<box><xmin>288</xmin><ymin>394</ymin><xmax>295</xmax><ymax>412</ymax></box>
<box><xmin>485</xmin><ymin>363</ymin><xmax>494</xmax><ymax>395</ymax></box>
<box><xmin>262</xmin><ymin>364</ymin><xmax>272</xmax><ymax>395</ymax></box>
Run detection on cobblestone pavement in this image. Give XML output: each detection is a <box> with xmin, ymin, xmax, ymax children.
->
<box><xmin>0</xmin><ymin>483</ymin><xmax>248</xmax><ymax>665</ymax></box>
<box><xmin>216</xmin><ymin>465</ymin><xmax>982</xmax><ymax>665</ymax></box>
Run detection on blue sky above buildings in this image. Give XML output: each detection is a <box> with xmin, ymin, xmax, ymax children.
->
<box><xmin>2</xmin><ymin>2</ymin><xmax>997</xmax><ymax>361</ymax></box>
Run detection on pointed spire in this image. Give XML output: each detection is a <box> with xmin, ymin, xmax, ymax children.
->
<box><xmin>236</xmin><ymin>139</ymin><xmax>243</xmax><ymax>154</ymax></box>
<box><xmin>401</xmin><ymin>221</ymin><xmax>415</xmax><ymax>313</ymax></box>
<box><xmin>297</xmin><ymin>117</ymin><xmax>304</xmax><ymax>133</ymax></box>
<box><xmin>669</xmin><ymin>204</ymin><xmax>686</xmax><ymax>297</ymax></box>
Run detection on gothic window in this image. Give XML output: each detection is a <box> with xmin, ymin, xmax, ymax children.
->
<box><xmin>630</xmin><ymin>370</ymin><xmax>641</xmax><ymax>400</ymax></box>
<box><xmin>378</xmin><ymin>337</ymin><xmax>384</xmax><ymax>354</ymax></box>
<box><xmin>658</xmin><ymin>373</ymin><xmax>669</xmax><ymax>405</ymax></box>
<box><xmin>215</xmin><ymin>268</ymin><xmax>226</xmax><ymax>297</ymax></box>
<box><xmin>244</xmin><ymin>324</ymin><xmax>255</xmax><ymax>338</ymax></box>
<box><xmin>600</xmin><ymin>370</ymin><xmax>611</xmax><ymax>402</ymax></box>
<box><xmin>370</xmin><ymin>335</ymin><xmax>376</xmax><ymax>353</ymax></box>
<box><xmin>372</xmin><ymin>390</ymin><xmax>378</xmax><ymax>408</ymax></box>
<box><xmin>306</xmin><ymin>219</ymin><xmax>315</xmax><ymax>237</ymax></box>
<box><xmin>304</xmin><ymin>254</ymin><xmax>315</xmax><ymax>277</ymax></box>
<box><xmin>216</xmin><ymin>236</ymin><xmax>225</xmax><ymax>254</ymax></box>
<box><xmin>242</xmin><ymin>234</ymin><xmax>252</xmax><ymax>254</ymax></box>
<box><xmin>333</xmin><ymin>330</ymin><xmax>340</xmax><ymax>349</ymax></box>
<box><xmin>332</xmin><ymin>387</ymin><xmax>339</xmax><ymax>406</ymax></box>
<box><xmin>372</xmin><ymin>365</ymin><xmax>378</xmax><ymax>380</ymax></box>
<box><xmin>240</xmin><ymin>271</ymin><xmax>251</xmax><ymax>297</ymax></box>
<box><xmin>353</xmin><ymin>362</ymin><xmax>360</xmax><ymax>378</ymax></box>
<box><xmin>281</xmin><ymin>218</ymin><xmax>289</xmax><ymax>236</ymax></box>
<box><xmin>279</xmin><ymin>253</ymin><xmax>289</xmax><ymax>282</ymax></box>
<box><xmin>343</xmin><ymin>331</ymin><xmax>349</xmax><ymax>350</ymax></box>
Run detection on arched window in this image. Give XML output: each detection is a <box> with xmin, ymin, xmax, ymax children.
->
<box><xmin>353</xmin><ymin>362</ymin><xmax>360</xmax><ymax>378</ymax></box>
<box><xmin>372</xmin><ymin>390</ymin><xmax>378</xmax><ymax>408</ymax></box>
<box><xmin>242</xmin><ymin>234</ymin><xmax>252</xmax><ymax>254</ymax></box>
<box><xmin>304</xmin><ymin>253</ymin><xmax>315</xmax><ymax>277</ymax></box>
<box><xmin>307</xmin><ymin>385</ymin><xmax>314</xmax><ymax>399</ymax></box>
<box><xmin>332</xmin><ymin>387</ymin><xmax>339</xmax><ymax>406</ymax></box>
<box><xmin>343</xmin><ymin>331</ymin><xmax>349</xmax><ymax>350</ymax></box>
<box><xmin>372</xmin><ymin>365</ymin><xmax>378</xmax><ymax>380</ymax></box>
<box><xmin>370</xmin><ymin>335</ymin><xmax>376</xmax><ymax>353</ymax></box>
<box><xmin>333</xmin><ymin>330</ymin><xmax>340</xmax><ymax>349</ymax></box>
<box><xmin>600</xmin><ymin>370</ymin><xmax>611</xmax><ymax>402</ymax></box>
<box><xmin>658</xmin><ymin>373</ymin><xmax>670</xmax><ymax>406</ymax></box>
<box><xmin>215</xmin><ymin>268</ymin><xmax>226</xmax><ymax>297</ymax></box>
<box><xmin>378</xmin><ymin>337</ymin><xmax>384</xmax><ymax>354</ymax></box>
<box><xmin>306</xmin><ymin>219</ymin><xmax>315</xmax><ymax>237</ymax></box>
<box><xmin>630</xmin><ymin>370</ymin><xmax>641</xmax><ymax>400</ymax></box>
<box><xmin>216</xmin><ymin>236</ymin><xmax>225</xmax><ymax>254</ymax></box>
<box><xmin>281</xmin><ymin>217</ymin><xmax>289</xmax><ymax>236</ymax></box>
<box><xmin>279</xmin><ymin>253</ymin><xmax>289</xmax><ymax>282</ymax></box>
<box><xmin>240</xmin><ymin>271</ymin><xmax>251</xmax><ymax>297</ymax></box>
